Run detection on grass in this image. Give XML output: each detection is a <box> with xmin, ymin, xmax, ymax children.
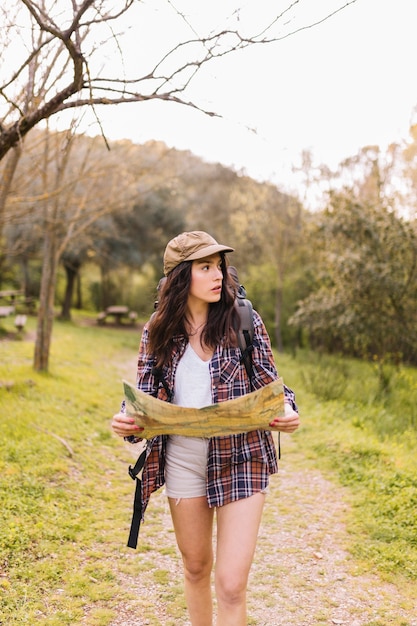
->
<box><xmin>0</xmin><ymin>313</ymin><xmax>141</xmax><ymax>625</ymax></box>
<box><xmin>281</xmin><ymin>349</ymin><xmax>417</xmax><ymax>582</ymax></box>
<box><xmin>1</xmin><ymin>314</ymin><xmax>417</xmax><ymax>624</ymax></box>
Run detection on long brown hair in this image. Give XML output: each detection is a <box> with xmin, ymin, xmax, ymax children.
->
<box><xmin>148</xmin><ymin>254</ymin><xmax>239</xmax><ymax>368</ymax></box>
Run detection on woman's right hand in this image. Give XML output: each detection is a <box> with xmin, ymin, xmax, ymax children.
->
<box><xmin>111</xmin><ymin>412</ymin><xmax>144</xmax><ymax>438</ymax></box>
<box><xmin>268</xmin><ymin>402</ymin><xmax>300</xmax><ymax>433</ymax></box>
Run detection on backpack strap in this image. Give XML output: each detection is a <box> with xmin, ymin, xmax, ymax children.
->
<box><xmin>127</xmin><ymin>366</ymin><xmax>172</xmax><ymax>549</ymax></box>
<box><xmin>127</xmin><ymin>447</ymin><xmax>146</xmax><ymax>549</ymax></box>
<box><xmin>151</xmin><ymin>366</ymin><xmax>173</xmax><ymax>402</ymax></box>
<box><xmin>234</xmin><ymin>297</ymin><xmax>255</xmax><ymax>389</ymax></box>
<box><xmin>234</xmin><ymin>297</ymin><xmax>281</xmax><ymax>459</ymax></box>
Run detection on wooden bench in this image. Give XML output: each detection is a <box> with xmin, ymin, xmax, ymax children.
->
<box><xmin>14</xmin><ymin>314</ymin><xmax>27</xmax><ymax>331</ymax></box>
<box><xmin>97</xmin><ymin>312</ymin><xmax>107</xmax><ymax>325</ymax></box>
<box><xmin>0</xmin><ymin>305</ymin><xmax>15</xmax><ymax>318</ymax></box>
<box><xmin>128</xmin><ymin>311</ymin><xmax>138</xmax><ymax>325</ymax></box>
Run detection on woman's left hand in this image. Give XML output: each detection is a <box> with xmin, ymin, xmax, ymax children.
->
<box><xmin>269</xmin><ymin>402</ymin><xmax>300</xmax><ymax>433</ymax></box>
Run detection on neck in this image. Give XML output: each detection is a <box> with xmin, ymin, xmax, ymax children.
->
<box><xmin>186</xmin><ymin>307</ymin><xmax>208</xmax><ymax>336</ymax></box>
<box><xmin>186</xmin><ymin>302</ymin><xmax>208</xmax><ymax>326</ymax></box>
<box><xmin>187</xmin><ymin>319</ymin><xmax>206</xmax><ymax>336</ymax></box>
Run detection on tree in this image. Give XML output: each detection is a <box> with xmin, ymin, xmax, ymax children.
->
<box><xmin>0</xmin><ymin>0</ymin><xmax>358</xmax><ymax>370</ymax></box>
<box><xmin>6</xmin><ymin>125</ymin><xmax>139</xmax><ymax>370</ymax></box>
<box><xmin>60</xmin><ymin>244</ymin><xmax>90</xmax><ymax>319</ymax></box>
<box><xmin>220</xmin><ymin>177</ymin><xmax>303</xmax><ymax>350</ymax></box>
<box><xmin>289</xmin><ymin>191</ymin><xmax>417</xmax><ymax>369</ymax></box>
<box><xmin>400</xmin><ymin>122</ymin><xmax>417</xmax><ymax>220</ymax></box>
<box><xmin>91</xmin><ymin>189</ymin><xmax>185</xmax><ymax>310</ymax></box>
<box><xmin>0</xmin><ymin>0</ymin><xmax>359</xmax><ymax>162</ymax></box>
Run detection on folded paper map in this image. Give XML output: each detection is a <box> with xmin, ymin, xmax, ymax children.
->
<box><xmin>123</xmin><ymin>377</ymin><xmax>285</xmax><ymax>438</ymax></box>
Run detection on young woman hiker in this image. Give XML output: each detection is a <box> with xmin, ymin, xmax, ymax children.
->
<box><xmin>111</xmin><ymin>230</ymin><xmax>300</xmax><ymax>626</ymax></box>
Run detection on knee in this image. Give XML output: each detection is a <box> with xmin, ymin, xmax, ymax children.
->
<box><xmin>183</xmin><ymin>555</ymin><xmax>213</xmax><ymax>584</ymax></box>
<box><xmin>215</xmin><ymin>572</ymin><xmax>246</xmax><ymax>606</ymax></box>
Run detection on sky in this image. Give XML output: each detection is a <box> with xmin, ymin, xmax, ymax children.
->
<box><xmin>93</xmin><ymin>0</ymin><xmax>417</xmax><ymax>197</ymax></box>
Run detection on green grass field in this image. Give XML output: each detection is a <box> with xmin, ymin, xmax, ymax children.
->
<box><xmin>1</xmin><ymin>313</ymin><xmax>416</xmax><ymax>624</ymax></box>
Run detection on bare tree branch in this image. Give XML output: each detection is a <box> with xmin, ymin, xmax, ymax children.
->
<box><xmin>0</xmin><ymin>0</ymin><xmax>358</xmax><ymax>161</ymax></box>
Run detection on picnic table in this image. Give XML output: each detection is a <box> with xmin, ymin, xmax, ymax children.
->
<box><xmin>105</xmin><ymin>305</ymin><xmax>129</xmax><ymax>324</ymax></box>
<box><xmin>0</xmin><ymin>289</ymin><xmax>24</xmax><ymax>302</ymax></box>
<box><xmin>97</xmin><ymin>306</ymin><xmax>138</xmax><ymax>326</ymax></box>
<box><xmin>0</xmin><ymin>290</ymin><xmax>35</xmax><ymax>313</ymax></box>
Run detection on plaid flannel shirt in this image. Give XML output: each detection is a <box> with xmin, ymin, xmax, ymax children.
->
<box><xmin>134</xmin><ymin>309</ymin><xmax>297</xmax><ymax>524</ymax></box>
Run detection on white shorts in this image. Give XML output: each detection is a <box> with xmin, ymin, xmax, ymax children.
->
<box><xmin>165</xmin><ymin>435</ymin><xmax>209</xmax><ymax>499</ymax></box>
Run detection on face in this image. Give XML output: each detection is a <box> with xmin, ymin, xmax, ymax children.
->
<box><xmin>188</xmin><ymin>253</ymin><xmax>223</xmax><ymax>306</ymax></box>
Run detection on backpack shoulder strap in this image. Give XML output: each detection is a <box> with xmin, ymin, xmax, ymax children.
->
<box><xmin>127</xmin><ymin>447</ymin><xmax>146</xmax><ymax>549</ymax></box>
<box><xmin>234</xmin><ymin>297</ymin><xmax>255</xmax><ymax>388</ymax></box>
<box><xmin>127</xmin><ymin>364</ymin><xmax>171</xmax><ymax>550</ymax></box>
<box><xmin>233</xmin><ymin>299</ymin><xmax>281</xmax><ymax>458</ymax></box>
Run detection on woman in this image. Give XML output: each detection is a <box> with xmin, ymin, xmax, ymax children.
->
<box><xmin>112</xmin><ymin>230</ymin><xmax>300</xmax><ymax>626</ymax></box>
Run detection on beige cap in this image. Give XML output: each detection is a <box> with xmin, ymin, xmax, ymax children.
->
<box><xmin>163</xmin><ymin>231</ymin><xmax>234</xmax><ymax>275</ymax></box>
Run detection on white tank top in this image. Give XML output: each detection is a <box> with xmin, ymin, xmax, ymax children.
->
<box><xmin>166</xmin><ymin>343</ymin><xmax>211</xmax><ymax>487</ymax></box>
<box><xmin>172</xmin><ymin>342</ymin><xmax>212</xmax><ymax>408</ymax></box>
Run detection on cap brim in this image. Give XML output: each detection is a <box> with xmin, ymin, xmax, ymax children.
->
<box><xmin>186</xmin><ymin>244</ymin><xmax>234</xmax><ymax>261</ymax></box>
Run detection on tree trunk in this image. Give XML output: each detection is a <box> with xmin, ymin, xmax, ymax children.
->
<box><xmin>60</xmin><ymin>262</ymin><xmax>79</xmax><ymax>320</ymax></box>
<box><xmin>33</xmin><ymin>230</ymin><xmax>58</xmax><ymax>372</ymax></box>
<box><xmin>100</xmin><ymin>265</ymin><xmax>111</xmax><ymax>310</ymax></box>
<box><xmin>0</xmin><ymin>145</ymin><xmax>22</xmax><ymax>239</ymax></box>
<box><xmin>274</xmin><ymin>284</ymin><xmax>284</xmax><ymax>353</ymax></box>
<box><xmin>21</xmin><ymin>257</ymin><xmax>31</xmax><ymax>297</ymax></box>
<box><xmin>0</xmin><ymin>146</ymin><xmax>23</xmax><ymax>279</ymax></box>
<box><xmin>75</xmin><ymin>272</ymin><xmax>82</xmax><ymax>309</ymax></box>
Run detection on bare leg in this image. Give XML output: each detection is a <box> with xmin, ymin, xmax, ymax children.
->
<box><xmin>215</xmin><ymin>492</ymin><xmax>265</xmax><ymax>626</ymax></box>
<box><xmin>169</xmin><ymin>496</ymin><xmax>215</xmax><ymax>626</ymax></box>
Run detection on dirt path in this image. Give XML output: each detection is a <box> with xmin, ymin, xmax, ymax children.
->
<box><xmin>110</xmin><ymin>355</ymin><xmax>416</xmax><ymax>626</ymax></box>
<box><xmin>248</xmin><ymin>440</ymin><xmax>417</xmax><ymax>626</ymax></box>
<box><xmin>108</xmin><ymin>433</ymin><xmax>416</xmax><ymax>626</ymax></box>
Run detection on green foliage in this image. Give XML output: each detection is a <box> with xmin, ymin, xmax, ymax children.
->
<box><xmin>3</xmin><ymin>130</ymin><xmax>304</xmax><ymax>345</ymax></box>
<box><xmin>290</xmin><ymin>193</ymin><xmax>417</xmax><ymax>365</ymax></box>
<box><xmin>299</xmin><ymin>353</ymin><xmax>351</xmax><ymax>401</ymax></box>
<box><xmin>244</xmin><ymin>263</ymin><xmax>276</xmax><ymax>332</ymax></box>
<box><xmin>296</xmin><ymin>350</ymin><xmax>417</xmax><ymax>436</ymax></box>
<box><xmin>241</xmin><ymin>262</ymin><xmax>307</xmax><ymax>349</ymax></box>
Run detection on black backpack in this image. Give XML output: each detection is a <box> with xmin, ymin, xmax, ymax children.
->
<box><xmin>127</xmin><ymin>266</ymin><xmax>255</xmax><ymax>549</ymax></box>
<box><xmin>227</xmin><ymin>266</ymin><xmax>255</xmax><ymax>385</ymax></box>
